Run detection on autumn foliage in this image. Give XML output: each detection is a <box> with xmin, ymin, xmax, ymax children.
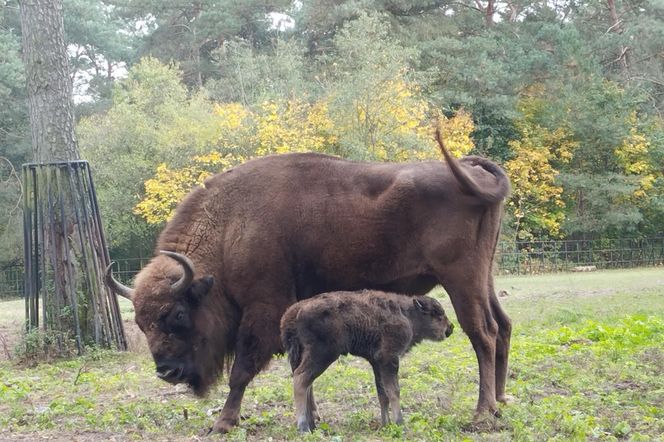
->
<box><xmin>133</xmin><ymin>89</ymin><xmax>477</xmax><ymax>224</ymax></box>
<box><xmin>505</xmin><ymin>97</ymin><xmax>578</xmax><ymax>240</ymax></box>
<box><xmin>78</xmin><ymin>58</ymin><xmax>663</xmax><ymax>244</ymax></box>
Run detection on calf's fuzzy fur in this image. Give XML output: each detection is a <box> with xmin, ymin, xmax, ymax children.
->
<box><xmin>281</xmin><ymin>290</ymin><xmax>454</xmax><ymax>431</ymax></box>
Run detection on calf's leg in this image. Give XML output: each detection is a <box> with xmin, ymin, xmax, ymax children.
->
<box><xmin>293</xmin><ymin>350</ymin><xmax>337</xmax><ymax>432</ymax></box>
<box><xmin>370</xmin><ymin>361</ymin><xmax>390</xmax><ymax>425</ymax></box>
<box><xmin>377</xmin><ymin>357</ymin><xmax>403</xmax><ymax>425</ymax></box>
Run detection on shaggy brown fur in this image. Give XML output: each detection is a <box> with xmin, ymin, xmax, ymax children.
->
<box><xmin>281</xmin><ymin>290</ymin><xmax>454</xmax><ymax>431</ymax></box>
<box><xmin>106</xmin><ymin>132</ymin><xmax>511</xmax><ymax>434</ymax></box>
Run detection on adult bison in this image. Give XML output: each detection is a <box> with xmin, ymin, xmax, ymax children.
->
<box><xmin>106</xmin><ymin>130</ymin><xmax>511</xmax><ymax>433</ymax></box>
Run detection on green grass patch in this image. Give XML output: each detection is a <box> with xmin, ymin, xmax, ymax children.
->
<box><xmin>0</xmin><ymin>268</ymin><xmax>663</xmax><ymax>440</ymax></box>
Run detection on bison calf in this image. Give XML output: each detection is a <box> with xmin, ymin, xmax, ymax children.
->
<box><xmin>280</xmin><ymin>290</ymin><xmax>454</xmax><ymax>432</ymax></box>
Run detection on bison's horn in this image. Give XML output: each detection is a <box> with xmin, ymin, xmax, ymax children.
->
<box><xmin>104</xmin><ymin>263</ymin><xmax>135</xmax><ymax>301</ymax></box>
<box><xmin>160</xmin><ymin>250</ymin><xmax>195</xmax><ymax>296</ymax></box>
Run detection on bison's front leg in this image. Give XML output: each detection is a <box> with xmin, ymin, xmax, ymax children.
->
<box><xmin>212</xmin><ymin>359</ymin><xmax>253</xmax><ymax>433</ymax></box>
<box><xmin>370</xmin><ymin>361</ymin><xmax>390</xmax><ymax>425</ymax></box>
<box><xmin>378</xmin><ymin>358</ymin><xmax>403</xmax><ymax>425</ymax></box>
<box><xmin>211</xmin><ymin>308</ymin><xmax>283</xmax><ymax>434</ymax></box>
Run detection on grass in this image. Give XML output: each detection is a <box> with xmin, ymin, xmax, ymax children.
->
<box><xmin>0</xmin><ymin>267</ymin><xmax>663</xmax><ymax>441</ymax></box>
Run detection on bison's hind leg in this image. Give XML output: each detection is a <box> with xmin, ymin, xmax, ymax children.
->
<box><xmin>441</xmin><ymin>275</ymin><xmax>500</xmax><ymax>422</ymax></box>
<box><xmin>489</xmin><ymin>285</ymin><xmax>512</xmax><ymax>404</ymax></box>
<box><xmin>293</xmin><ymin>350</ymin><xmax>337</xmax><ymax>432</ymax></box>
<box><xmin>307</xmin><ymin>387</ymin><xmax>320</xmax><ymax>422</ymax></box>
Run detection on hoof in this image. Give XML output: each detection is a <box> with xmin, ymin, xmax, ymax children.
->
<box><xmin>497</xmin><ymin>394</ymin><xmax>515</xmax><ymax>405</ymax></box>
<box><xmin>297</xmin><ymin>419</ymin><xmax>315</xmax><ymax>433</ymax></box>
<box><xmin>211</xmin><ymin>417</ymin><xmax>239</xmax><ymax>434</ymax></box>
<box><xmin>466</xmin><ymin>408</ymin><xmax>500</xmax><ymax>432</ymax></box>
<box><xmin>297</xmin><ymin>416</ymin><xmax>316</xmax><ymax>433</ymax></box>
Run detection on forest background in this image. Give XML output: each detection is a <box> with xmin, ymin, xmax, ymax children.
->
<box><xmin>1</xmin><ymin>0</ymin><xmax>663</xmax><ymax>266</ymax></box>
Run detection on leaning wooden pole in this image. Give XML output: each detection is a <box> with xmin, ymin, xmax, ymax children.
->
<box><xmin>23</xmin><ymin>161</ymin><xmax>127</xmax><ymax>352</ymax></box>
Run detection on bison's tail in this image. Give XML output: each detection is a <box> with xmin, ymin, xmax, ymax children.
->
<box><xmin>281</xmin><ymin>322</ymin><xmax>302</xmax><ymax>372</ymax></box>
<box><xmin>435</xmin><ymin>127</ymin><xmax>510</xmax><ymax>204</ymax></box>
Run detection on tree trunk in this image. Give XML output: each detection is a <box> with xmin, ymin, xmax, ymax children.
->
<box><xmin>606</xmin><ymin>0</ymin><xmax>629</xmax><ymax>73</ymax></box>
<box><xmin>20</xmin><ymin>0</ymin><xmax>79</xmax><ymax>349</ymax></box>
<box><xmin>485</xmin><ymin>0</ymin><xmax>495</xmax><ymax>26</ymax></box>
<box><xmin>474</xmin><ymin>0</ymin><xmax>495</xmax><ymax>26</ymax></box>
<box><xmin>19</xmin><ymin>0</ymin><xmax>80</xmax><ymax>163</ymax></box>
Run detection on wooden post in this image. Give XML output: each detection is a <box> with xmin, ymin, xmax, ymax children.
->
<box><xmin>23</xmin><ymin>161</ymin><xmax>127</xmax><ymax>352</ymax></box>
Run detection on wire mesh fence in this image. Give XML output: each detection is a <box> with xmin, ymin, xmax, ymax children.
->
<box><xmin>106</xmin><ymin>257</ymin><xmax>151</xmax><ymax>285</ymax></box>
<box><xmin>496</xmin><ymin>237</ymin><xmax>664</xmax><ymax>275</ymax></box>
<box><xmin>0</xmin><ymin>265</ymin><xmax>23</xmax><ymax>299</ymax></box>
<box><xmin>2</xmin><ymin>237</ymin><xmax>662</xmax><ymax>299</ymax></box>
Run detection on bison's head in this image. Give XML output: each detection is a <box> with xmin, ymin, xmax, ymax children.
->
<box><xmin>412</xmin><ymin>296</ymin><xmax>454</xmax><ymax>342</ymax></box>
<box><xmin>106</xmin><ymin>251</ymin><xmax>224</xmax><ymax>396</ymax></box>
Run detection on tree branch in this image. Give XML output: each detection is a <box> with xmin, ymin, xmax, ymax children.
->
<box><xmin>0</xmin><ymin>157</ymin><xmax>22</xmax><ymax>215</ymax></box>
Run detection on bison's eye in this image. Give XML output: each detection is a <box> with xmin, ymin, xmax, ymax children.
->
<box><xmin>168</xmin><ymin>307</ymin><xmax>190</xmax><ymax>331</ymax></box>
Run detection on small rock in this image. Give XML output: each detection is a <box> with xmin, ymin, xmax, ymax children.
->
<box><xmin>206</xmin><ymin>406</ymin><xmax>223</xmax><ymax>417</ymax></box>
<box><xmin>572</xmin><ymin>265</ymin><xmax>597</xmax><ymax>272</ymax></box>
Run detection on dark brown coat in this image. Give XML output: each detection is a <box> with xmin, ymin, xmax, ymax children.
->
<box><xmin>105</xmin><ymin>132</ymin><xmax>511</xmax><ymax>433</ymax></box>
<box><xmin>280</xmin><ymin>290</ymin><xmax>454</xmax><ymax>431</ymax></box>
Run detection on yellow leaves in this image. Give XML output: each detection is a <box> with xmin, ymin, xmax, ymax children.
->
<box><xmin>332</xmin><ymin>78</ymin><xmax>439</xmax><ymax>161</ymax></box>
<box><xmin>615</xmin><ymin>112</ymin><xmax>657</xmax><ymax>200</ymax></box>
<box><xmin>134</xmin><ymin>153</ymin><xmax>241</xmax><ymax>224</ymax></box>
<box><xmin>214</xmin><ymin>103</ymin><xmax>250</xmax><ymax>131</ymax></box>
<box><xmin>505</xmin><ymin>99</ymin><xmax>579</xmax><ymax>239</ymax></box>
<box><xmin>134</xmin><ymin>163</ymin><xmax>195</xmax><ymax>224</ymax></box>
<box><xmin>134</xmin><ymin>97</ymin><xmax>341</xmax><ymax>224</ymax></box>
<box><xmin>134</xmin><ymin>80</ymin><xmax>478</xmax><ymax>224</ymax></box>
<box><xmin>213</xmin><ymin>102</ymin><xmax>255</xmax><ymax>152</ymax></box>
<box><xmin>376</xmin><ymin>79</ymin><xmax>425</xmax><ymax>135</ymax></box>
<box><xmin>436</xmin><ymin>109</ymin><xmax>475</xmax><ymax>158</ymax></box>
<box><xmin>255</xmin><ymin>99</ymin><xmax>336</xmax><ymax>155</ymax></box>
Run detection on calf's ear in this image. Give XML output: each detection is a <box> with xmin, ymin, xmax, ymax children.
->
<box><xmin>413</xmin><ymin>298</ymin><xmax>429</xmax><ymax>313</ymax></box>
<box><xmin>188</xmin><ymin>276</ymin><xmax>214</xmax><ymax>305</ymax></box>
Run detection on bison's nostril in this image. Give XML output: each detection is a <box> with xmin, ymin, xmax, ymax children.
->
<box><xmin>445</xmin><ymin>324</ymin><xmax>454</xmax><ymax>337</ymax></box>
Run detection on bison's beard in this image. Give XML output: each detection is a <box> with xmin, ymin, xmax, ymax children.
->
<box><xmin>185</xmin><ymin>310</ymin><xmax>236</xmax><ymax>398</ymax></box>
<box><xmin>188</xmin><ymin>348</ymin><xmax>230</xmax><ymax>398</ymax></box>
<box><xmin>188</xmin><ymin>373</ymin><xmax>210</xmax><ymax>397</ymax></box>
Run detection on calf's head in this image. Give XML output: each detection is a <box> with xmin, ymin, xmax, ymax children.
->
<box><xmin>106</xmin><ymin>251</ymin><xmax>221</xmax><ymax>396</ymax></box>
<box><xmin>412</xmin><ymin>296</ymin><xmax>454</xmax><ymax>341</ymax></box>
